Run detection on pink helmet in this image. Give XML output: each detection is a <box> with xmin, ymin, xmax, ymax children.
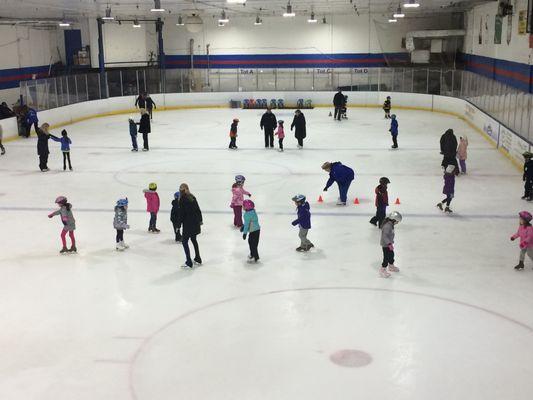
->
<box><xmin>519</xmin><ymin>211</ymin><xmax>532</xmax><ymax>222</ymax></box>
<box><xmin>243</xmin><ymin>199</ymin><xmax>255</xmax><ymax>211</ymax></box>
<box><xmin>55</xmin><ymin>196</ymin><xmax>67</xmax><ymax>205</ymax></box>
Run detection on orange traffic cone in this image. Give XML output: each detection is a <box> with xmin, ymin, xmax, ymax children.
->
<box><xmin>318</xmin><ymin>195</ymin><xmax>324</xmax><ymax>203</ymax></box>
<box><xmin>353</xmin><ymin>197</ymin><xmax>360</xmax><ymax>205</ymax></box>
<box><xmin>394</xmin><ymin>198</ymin><xmax>401</xmax><ymax>205</ymax></box>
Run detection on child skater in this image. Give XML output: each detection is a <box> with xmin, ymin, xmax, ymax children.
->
<box><xmin>170</xmin><ymin>191</ymin><xmax>182</xmax><ymax>242</ymax></box>
<box><xmin>291</xmin><ymin>194</ymin><xmax>314</xmax><ymax>252</ymax></box>
<box><xmin>229</xmin><ymin>118</ymin><xmax>239</xmax><ymax>150</ymax></box>
<box><xmin>511</xmin><ymin>211</ymin><xmax>533</xmax><ymax>270</ymax></box>
<box><xmin>389</xmin><ymin>114</ymin><xmax>398</xmax><ymax>149</ymax></box>
<box><xmin>48</xmin><ymin>196</ymin><xmax>76</xmax><ymax>254</ymax></box>
<box><xmin>143</xmin><ymin>182</ymin><xmax>160</xmax><ymax>233</ymax></box>
<box><xmin>383</xmin><ymin>96</ymin><xmax>391</xmax><ymax>119</ymax></box>
<box><xmin>51</xmin><ymin>129</ymin><xmax>72</xmax><ymax>171</ymax></box>
<box><xmin>231</xmin><ymin>175</ymin><xmax>251</xmax><ymax>228</ymax></box>
<box><xmin>370</xmin><ymin>177</ymin><xmax>390</xmax><ymax>228</ymax></box>
<box><xmin>242</xmin><ymin>199</ymin><xmax>260</xmax><ymax>263</ymax></box>
<box><xmin>114</xmin><ymin>198</ymin><xmax>130</xmax><ymax>251</ymax></box>
<box><xmin>129</xmin><ymin>117</ymin><xmax>138</xmax><ymax>152</ymax></box>
<box><xmin>522</xmin><ymin>152</ymin><xmax>533</xmax><ymax>201</ymax></box>
<box><xmin>437</xmin><ymin>165</ymin><xmax>456</xmax><ymax>213</ymax></box>
<box><xmin>275</xmin><ymin>120</ymin><xmax>285</xmax><ymax>152</ymax></box>
<box><xmin>457</xmin><ymin>135</ymin><xmax>468</xmax><ymax>174</ymax></box>
<box><xmin>379</xmin><ymin>211</ymin><xmax>402</xmax><ymax>278</ymax></box>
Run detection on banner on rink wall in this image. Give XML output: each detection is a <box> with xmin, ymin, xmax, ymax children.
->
<box><xmin>463</xmin><ymin>101</ymin><xmax>500</xmax><ymax>144</ymax></box>
<box><xmin>499</xmin><ymin>125</ymin><xmax>530</xmax><ymax>165</ymax></box>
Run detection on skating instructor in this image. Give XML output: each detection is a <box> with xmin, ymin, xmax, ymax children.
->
<box><xmin>322</xmin><ymin>161</ymin><xmax>355</xmax><ymax>206</ymax></box>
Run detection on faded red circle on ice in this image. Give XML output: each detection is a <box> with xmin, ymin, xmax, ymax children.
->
<box><xmin>329</xmin><ymin>349</ymin><xmax>372</xmax><ymax>368</ymax></box>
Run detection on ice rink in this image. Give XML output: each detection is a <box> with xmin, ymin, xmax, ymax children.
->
<box><xmin>1</xmin><ymin>106</ymin><xmax>533</xmax><ymax>399</ymax></box>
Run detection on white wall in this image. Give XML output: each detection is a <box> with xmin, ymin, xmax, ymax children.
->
<box><xmin>464</xmin><ymin>0</ymin><xmax>533</xmax><ymax>64</ymax></box>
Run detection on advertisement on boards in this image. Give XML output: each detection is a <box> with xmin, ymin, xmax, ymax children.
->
<box><xmin>464</xmin><ymin>102</ymin><xmax>499</xmax><ymax>144</ymax></box>
<box><xmin>499</xmin><ymin>125</ymin><xmax>530</xmax><ymax>165</ymax></box>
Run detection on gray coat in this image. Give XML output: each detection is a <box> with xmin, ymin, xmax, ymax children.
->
<box><xmin>113</xmin><ymin>206</ymin><xmax>129</xmax><ymax>229</ymax></box>
<box><xmin>380</xmin><ymin>220</ymin><xmax>394</xmax><ymax>247</ymax></box>
<box><xmin>51</xmin><ymin>206</ymin><xmax>76</xmax><ymax>231</ymax></box>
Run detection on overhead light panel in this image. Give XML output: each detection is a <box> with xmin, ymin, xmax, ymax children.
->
<box><xmin>151</xmin><ymin>0</ymin><xmax>165</xmax><ymax>12</ymax></box>
<box><xmin>102</xmin><ymin>6</ymin><xmax>114</xmax><ymax>20</ymax></box>
<box><xmin>283</xmin><ymin>1</ymin><xmax>296</xmax><ymax>17</ymax></box>
<box><xmin>227</xmin><ymin>0</ymin><xmax>246</xmax><ymax>3</ymax></box>
<box><xmin>59</xmin><ymin>21</ymin><xmax>71</xmax><ymax>27</ymax></box>
<box><xmin>218</xmin><ymin>21</ymin><xmax>226</xmax><ymax>27</ymax></box>
<box><xmin>308</xmin><ymin>12</ymin><xmax>317</xmax><ymax>23</ymax></box>
<box><xmin>388</xmin><ymin>18</ymin><xmax>398</xmax><ymax>22</ymax></box>
<box><xmin>219</xmin><ymin>10</ymin><xmax>229</xmax><ymax>23</ymax></box>
<box><xmin>254</xmin><ymin>16</ymin><xmax>262</xmax><ymax>25</ymax></box>
<box><xmin>393</xmin><ymin>5</ymin><xmax>405</xmax><ymax>18</ymax></box>
<box><xmin>133</xmin><ymin>19</ymin><xmax>141</xmax><ymax>27</ymax></box>
<box><xmin>176</xmin><ymin>15</ymin><xmax>184</xmax><ymax>26</ymax></box>
<box><xmin>403</xmin><ymin>0</ymin><xmax>420</xmax><ymax>8</ymax></box>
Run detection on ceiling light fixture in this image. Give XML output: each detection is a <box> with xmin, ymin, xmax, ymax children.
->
<box><xmin>403</xmin><ymin>0</ymin><xmax>420</xmax><ymax>8</ymax></box>
<box><xmin>59</xmin><ymin>20</ymin><xmax>71</xmax><ymax>27</ymax></box>
<box><xmin>227</xmin><ymin>0</ymin><xmax>246</xmax><ymax>3</ymax></box>
<box><xmin>308</xmin><ymin>12</ymin><xmax>317</xmax><ymax>23</ymax></box>
<box><xmin>218</xmin><ymin>21</ymin><xmax>225</xmax><ymax>27</ymax></box>
<box><xmin>176</xmin><ymin>15</ymin><xmax>184</xmax><ymax>26</ymax></box>
<box><xmin>133</xmin><ymin>19</ymin><xmax>141</xmax><ymax>27</ymax></box>
<box><xmin>254</xmin><ymin>15</ymin><xmax>263</xmax><ymax>25</ymax></box>
<box><xmin>388</xmin><ymin>18</ymin><xmax>398</xmax><ymax>22</ymax></box>
<box><xmin>283</xmin><ymin>1</ymin><xmax>296</xmax><ymax>17</ymax></box>
<box><xmin>102</xmin><ymin>6</ymin><xmax>114</xmax><ymax>20</ymax></box>
<box><xmin>150</xmin><ymin>0</ymin><xmax>165</xmax><ymax>12</ymax></box>
<box><xmin>393</xmin><ymin>5</ymin><xmax>405</xmax><ymax>18</ymax></box>
<box><xmin>218</xmin><ymin>10</ymin><xmax>229</xmax><ymax>23</ymax></box>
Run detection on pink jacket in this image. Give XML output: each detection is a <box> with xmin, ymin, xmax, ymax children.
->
<box><xmin>231</xmin><ymin>186</ymin><xmax>251</xmax><ymax>207</ymax></box>
<box><xmin>275</xmin><ymin>126</ymin><xmax>285</xmax><ymax>139</ymax></box>
<box><xmin>457</xmin><ymin>137</ymin><xmax>468</xmax><ymax>160</ymax></box>
<box><xmin>144</xmin><ymin>190</ymin><xmax>160</xmax><ymax>213</ymax></box>
<box><xmin>511</xmin><ymin>225</ymin><xmax>533</xmax><ymax>249</ymax></box>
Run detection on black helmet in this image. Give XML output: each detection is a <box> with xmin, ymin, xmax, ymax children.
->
<box><xmin>379</xmin><ymin>177</ymin><xmax>390</xmax><ymax>185</ymax></box>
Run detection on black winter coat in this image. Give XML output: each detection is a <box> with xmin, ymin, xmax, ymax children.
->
<box><xmin>36</xmin><ymin>128</ymin><xmax>53</xmax><ymax>156</ymax></box>
<box><xmin>291</xmin><ymin>113</ymin><xmax>306</xmax><ymax>139</ymax></box>
<box><xmin>170</xmin><ymin>199</ymin><xmax>180</xmax><ymax>224</ymax></box>
<box><xmin>333</xmin><ymin>92</ymin><xmax>345</xmax><ymax>107</ymax></box>
<box><xmin>440</xmin><ymin>129</ymin><xmax>458</xmax><ymax>157</ymax></box>
<box><xmin>524</xmin><ymin>160</ymin><xmax>533</xmax><ymax>180</ymax></box>
<box><xmin>135</xmin><ymin>96</ymin><xmax>146</xmax><ymax>109</ymax></box>
<box><xmin>177</xmin><ymin>194</ymin><xmax>203</xmax><ymax>236</ymax></box>
<box><xmin>145</xmin><ymin>96</ymin><xmax>156</xmax><ymax>110</ymax></box>
<box><xmin>260</xmin><ymin>112</ymin><xmax>277</xmax><ymax>131</ymax></box>
<box><xmin>137</xmin><ymin>114</ymin><xmax>151</xmax><ymax>134</ymax></box>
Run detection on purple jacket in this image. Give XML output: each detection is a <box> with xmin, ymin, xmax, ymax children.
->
<box><xmin>292</xmin><ymin>202</ymin><xmax>311</xmax><ymax>229</ymax></box>
<box><xmin>443</xmin><ymin>173</ymin><xmax>455</xmax><ymax>195</ymax></box>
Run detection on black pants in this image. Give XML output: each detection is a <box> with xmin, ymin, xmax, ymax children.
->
<box><xmin>442</xmin><ymin>155</ymin><xmax>458</xmax><ymax>170</ymax></box>
<box><xmin>382</xmin><ymin>247</ymin><xmax>395</xmax><ymax>267</ymax></box>
<box><xmin>142</xmin><ymin>133</ymin><xmax>149</xmax><ymax>150</ymax></box>
<box><xmin>297</xmin><ymin>137</ymin><xmax>304</xmax><ymax>147</ymax></box>
<box><xmin>334</xmin><ymin>107</ymin><xmax>342</xmax><ymax>120</ymax></box>
<box><xmin>149</xmin><ymin>212</ymin><xmax>157</xmax><ymax>230</ymax></box>
<box><xmin>278</xmin><ymin>138</ymin><xmax>284</xmax><ymax>150</ymax></box>
<box><xmin>148</xmin><ymin>108</ymin><xmax>153</xmax><ymax>119</ymax></box>
<box><xmin>384</xmin><ymin>110</ymin><xmax>390</xmax><ymax>118</ymax></box>
<box><xmin>182</xmin><ymin>234</ymin><xmax>200</xmax><ymax>266</ymax></box>
<box><xmin>441</xmin><ymin>195</ymin><xmax>453</xmax><ymax>207</ymax></box>
<box><xmin>39</xmin><ymin>153</ymin><xmax>49</xmax><ymax>171</ymax></box>
<box><xmin>116</xmin><ymin>229</ymin><xmax>124</xmax><ymax>243</ymax></box>
<box><xmin>370</xmin><ymin>205</ymin><xmax>387</xmax><ymax>227</ymax></box>
<box><xmin>524</xmin><ymin>178</ymin><xmax>533</xmax><ymax>198</ymax></box>
<box><xmin>63</xmin><ymin>152</ymin><xmax>72</xmax><ymax>170</ymax></box>
<box><xmin>392</xmin><ymin>135</ymin><xmax>398</xmax><ymax>148</ymax></box>
<box><xmin>172</xmin><ymin>222</ymin><xmax>182</xmax><ymax>241</ymax></box>
<box><xmin>248</xmin><ymin>230</ymin><xmax>260</xmax><ymax>261</ymax></box>
<box><xmin>229</xmin><ymin>137</ymin><xmax>237</xmax><ymax>149</ymax></box>
<box><xmin>264</xmin><ymin>129</ymin><xmax>274</xmax><ymax>148</ymax></box>
<box><xmin>0</xmin><ymin>139</ymin><xmax>4</xmax><ymax>153</ymax></box>
<box><xmin>26</xmin><ymin>122</ymin><xmax>38</xmax><ymax>137</ymax></box>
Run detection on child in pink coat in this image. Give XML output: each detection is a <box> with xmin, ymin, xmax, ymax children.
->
<box><xmin>231</xmin><ymin>175</ymin><xmax>251</xmax><ymax>228</ymax></box>
<box><xmin>143</xmin><ymin>182</ymin><xmax>160</xmax><ymax>233</ymax></box>
<box><xmin>457</xmin><ymin>136</ymin><xmax>468</xmax><ymax>174</ymax></box>
<box><xmin>510</xmin><ymin>210</ymin><xmax>533</xmax><ymax>269</ymax></box>
<box><xmin>275</xmin><ymin>120</ymin><xmax>285</xmax><ymax>152</ymax></box>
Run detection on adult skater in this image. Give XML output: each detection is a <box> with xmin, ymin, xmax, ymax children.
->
<box><xmin>291</xmin><ymin>109</ymin><xmax>306</xmax><ymax>149</ymax></box>
<box><xmin>135</xmin><ymin>92</ymin><xmax>146</xmax><ymax>109</ymax></box>
<box><xmin>333</xmin><ymin>89</ymin><xmax>346</xmax><ymax>121</ymax></box>
<box><xmin>260</xmin><ymin>107</ymin><xmax>277</xmax><ymax>148</ymax></box>
<box><xmin>440</xmin><ymin>128</ymin><xmax>458</xmax><ymax>171</ymax></box>
<box><xmin>136</xmin><ymin>109</ymin><xmax>151</xmax><ymax>151</ymax></box>
<box><xmin>26</xmin><ymin>106</ymin><xmax>38</xmax><ymax>136</ymax></box>
<box><xmin>176</xmin><ymin>183</ymin><xmax>203</xmax><ymax>268</ymax></box>
<box><xmin>145</xmin><ymin>94</ymin><xmax>156</xmax><ymax>120</ymax></box>
<box><xmin>0</xmin><ymin>102</ymin><xmax>14</xmax><ymax>120</ymax></box>
<box><xmin>36</xmin><ymin>123</ymin><xmax>56</xmax><ymax>172</ymax></box>
<box><xmin>321</xmin><ymin>161</ymin><xmax>355</xmax><ymax>205</ymax></box>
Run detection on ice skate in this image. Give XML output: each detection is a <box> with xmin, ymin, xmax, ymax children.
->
<box><xmin>444</xmin><ymin>207</ymin><xmax>453</xmax><ymax>213</ymax></box>
<box><xmin>131</xmin><ymin>148</ymin><xmax>138</xmax><ymax>152</ymax></box>
<box><xmin>247</xmin><ymin>255</ymin><xmax>254</xmax><ymax>260</ymax></box>
<box><xmin>307</xmin><ymin>243</ymin><xmax>315</xmax><ymax>250</ymax></box>
<box><xmin>194</xmin><ymin>257</ymin><xmax>202</xmax><ymax>266</ymax></box>
<box><xmin>116</xmin><ymin>242</ymin><xmax>125</xmax><ymax>251</ymax></box>
<box><xmin>514</xmin><ymin>261</ymin><xmax>525</xmax><ymax>270</ymax></box>
<box><xmin>379</xmin><ymin>267</ymin><xmax>391</xmax><ymax>278</ymax></box>
<box><xmin>436</xmin><ymin>203</ymin><xmax>443</xmax><ymax>211</ymax></box>
<box><xmin>296</xmin><ymin>246</ymin><xmax>305</xmax><ymax>252</ymax></box>
<box><xmin>181</xmin><ymin>263</ymin><xmax>193</xmax><ymax>269</ymax></box>
<box><xmin>69</xmin><ymin>167</ymin><xmax>73</xmax><ymax>171</ymax></box>
<box><xmin>60</xmin><ymin>246</ymin><xmax>69</xmax><ymax>254</ymax></box>
<box><xmin>142</xmin><ymin>148</ymin><xmax>149</xmax><ymax>151</ymax></box>
<box><xmin>152</xmin><ymin>228</ymin><xmax>160</xmax><ymax>233</ymax></box>
<box><xmin>336</xmin><ymin>201</ymin><xmax>346</xmax><ymax>206</ymax></box>
<box><xmin>247</xmin><ymin>258</ymin><xmax>259</xmax><ymax>264</ymax></box>
<box><xmin>120</xmin><ymin>241</ymin><xmax>129</xmax><ymax>249</ymax></box>
<box><xmin>0</xmin><ymin>148</ymin><xmax>5</xmax><ymax>155</ymax></box>
<box><xmin>278</xmin><ymin>149</ymin><xmax>283</xmax><ymax>152</ymax></box>
<box><xmin>68</xmin><ymin>246</ymin><xmax>77</xmax><ymax>253</ymax></box>
<box><xmin>388</xmin><ymin>264</ymin><xmax>400</xmax><ymax>272</ymax></box>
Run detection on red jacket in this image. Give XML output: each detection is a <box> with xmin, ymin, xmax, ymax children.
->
<box><xmin>375</xmin><ymin>185</ymin><xmax>388</xmax><ymax>207</ymax></box>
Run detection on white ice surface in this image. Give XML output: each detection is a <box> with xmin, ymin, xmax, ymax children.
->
<box><xmin>1</xmin><ymin>107</ymin><xmax>533</xmax><ymax>400</ymax></box>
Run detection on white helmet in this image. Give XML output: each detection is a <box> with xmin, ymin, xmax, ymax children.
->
<box><xmin>388</xmin><ymin>211</ymin><xmax>402</xmax><ymax>223</ymax></box>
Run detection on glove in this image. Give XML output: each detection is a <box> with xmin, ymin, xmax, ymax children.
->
<box><xmin>47</xmin><ymin>213</ymin><xmax>53</xmax><ymax>218</ymax></box>
<box><xmin>248</xmin><ymin>193</ymin><xmax>252</xmax><ymax>197</ymax></box>
<box><xmin>388</xmin><ymin>243</ymin><xmax>394</xmax><ymax>251</ymax></box>
<box><xmin>291</xmin><ymin>221</ymin><xmax>298</xmax><ymax>226</ymax></box>
<box><xmin>242</xmin><ymin>234</ymin><xmax>247</xmax><ymax>240</ymax></box>
<box><xmin>323</xmin><ymin>187</ymin><xmax>328</xmax><ymax>192</ymax></box>
<box><xmin>511</xmin><ymin>236</ymin><xmax>516</xmax><ymax>241</ymax></box>
<box><xmin>240</xmin><ymin>226</ymin><xmax>244</xmax><ymax>232</ymax></box>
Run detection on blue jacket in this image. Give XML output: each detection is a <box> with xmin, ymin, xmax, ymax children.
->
<box><xmin>390</xmin><ymin>119</ymin><xmax>398</xmax><ymax>136</ymax></box>
<box><xmin>129</xmin><ymin>120</ymin><xmax>137</xmax><ymax>136</ymax></box>
<box><xmin>242</xmin><ymin>209</ymin><xmax>260</xmax><ymax>234</ymax></box>
<box><xmin>26</xmin><ymin>108</ymin><xmax>38</xmax><ymax>125</ymax></box>
<box><xmin>325</xmin><ymin>162</ymin><xmax>355</xmax><ymax>189</ymax></box>
<box><xmin>51</xmin><ymin>136</ymin><xmax>71</xmax><ymax>151</ymax></box>
<box><xmin>292</xmin><ymin>202</ymin><xmax>311</xmax><ymax>229</ymax></box>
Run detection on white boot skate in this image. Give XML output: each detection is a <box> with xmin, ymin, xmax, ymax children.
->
<box><xmin>388</xmin><ymin>264</ymin><xmax>400</xmax><ymax>272</ymax></box>
<box><xmin>116</xmin><ymin>242</ymin><xmax>124</xmax><ymax>251</ymax></box>
<box><xmin>121</xmin><ymin>241</ymin><xmax>129</xmax><ymax>249</ymax></box>
<box><xmin>379</xmin><ymin>267</ymin><xmax>391</xmax><ymax>278</ymax></box>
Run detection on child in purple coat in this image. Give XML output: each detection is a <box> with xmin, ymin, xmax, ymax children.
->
<box><xmin>51</xmin><ymin>129</ymin><xmax>72</xmax><ymax>171</ymax></box>
<box><xmin>291</xmin><ymin>194</ymin><xmax>314</xmax><ymax>252</ymax></box>
<box><xmin>437</xmin><ymin>165</ymin><xmax>456</xmax><ymax>213</ymax></box>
